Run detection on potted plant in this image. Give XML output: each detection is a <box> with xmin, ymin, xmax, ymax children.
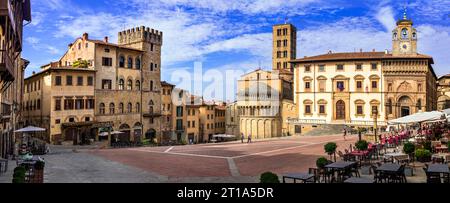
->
<box><xmin>260</xmin><ymin>172</ymin><xmax>280</xmax><ymax>183</ymax></box>
<box><xmin>415</xmin><ymin>149</ymin><xmax>432</xmax><ymax>163</ymax></box>
<box><xmin>316</xmin><ymin>157</ymin><xmax>329</xmax><ymax>169</ymax></box>
<box><xmin>403</xmin><ymin>142</ymin><xmax>415</xmax><ymax>155</ymax></box>
<box><xmin>324</xmin><ymin>142</ymin><xmax>337</xmax><ymax>162</ymax></box>
<box><xmin>355</xmin><ymin>140</ymin><xmax>369</xmax><ymax>151</ymax></box>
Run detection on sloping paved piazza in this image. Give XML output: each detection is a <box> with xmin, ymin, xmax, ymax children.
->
<box><xmin>88</xmin><ymin>134</ymin><xmax>357</xmax><ymax>182</ymax></box>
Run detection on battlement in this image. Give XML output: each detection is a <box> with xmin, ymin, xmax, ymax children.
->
<box><xmin>118</xmin><ymin>26</ymin><xmax>163</xmax><ymax>46</ymax></box>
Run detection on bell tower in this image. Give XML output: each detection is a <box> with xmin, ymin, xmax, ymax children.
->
<box><xmin>392</xmin><ymin>10</ymin><xmax>417</xmax><ymax>56</ymax></box>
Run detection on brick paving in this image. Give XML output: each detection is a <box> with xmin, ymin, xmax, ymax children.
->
<box><xmin>1</xmin><ymin>134</ymin><xmax>431</xmax><ymax>183</ymax></box>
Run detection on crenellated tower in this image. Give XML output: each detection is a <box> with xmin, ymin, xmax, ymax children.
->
<box><xmin>118</xmin><ymin>26</ymin><xmax>164</xmax><ymax>139</ymax></box>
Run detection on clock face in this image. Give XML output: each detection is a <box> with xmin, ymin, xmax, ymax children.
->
<box><xmin>402</xmin><ymin>44</ymin><xmax>407</xmax><ymax>49</ymax></box>
<box><xmin>400</xmin><ymin>42</ymin><xmax>409</xmax><ymax>52</ymax></box>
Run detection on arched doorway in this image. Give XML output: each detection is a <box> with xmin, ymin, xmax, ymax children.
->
<box><xmin>336</xmin><ymin>100</ymin><xmax>345</xmax><ymax>120</ymax></box>
<box><xmin>118</xmin><ymin>124</ymin><xmax>131</xmax><ymax>142</ymax></box>
<box><xmin>145</xmin><ymin>129</ymin><xmax>156</xmax><ymax>141</ymax></box>
<box><xmin>398</xmin><ymin>96</ymin><xmax>412</xmax><ymax>117</ymax></box>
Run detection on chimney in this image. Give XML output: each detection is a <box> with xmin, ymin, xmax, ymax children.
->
<box><xmin>359</xmin><ymin>48</ymin><xmax>362</xmax><ymax>53</ymax></box>
<box><xmin>328</xmin><ymin>50</ymin><xmax>332</xmax><ymax>54</ymax></box>
<box><xmin>104</xmin><ymin>36</ymin><xmax>109</xmax><ymax>43</ymax></box>
<box><xmin>82</xmin><ymin>33</ymin><xmax>89</xmax><ymax>40</ymax></box>
<box><xmin>372</xmin><ymin>49</ymin><xmax>375</xmax><ymax>52</ymax></box>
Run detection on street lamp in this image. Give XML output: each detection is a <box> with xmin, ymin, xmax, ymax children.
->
<box><xmin>372</xmin><ymin>107</ymin><xmax>378</xmax><ymax>143</ymax></box>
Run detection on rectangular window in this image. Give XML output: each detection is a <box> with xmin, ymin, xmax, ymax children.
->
<box><xmin>192</xmin><ymin>121</ymin><xmax>195</xmax><ymax>128</ymax></box>
<box><xmin>356</xmin><ymin>81</ymin><xmax>363</xmax><ymax>89</ymax></box>
<box><xmin>86</xmin><ymin>99</ymin><xmax>95</xmax><ymax>109</ymax></box>
<box><xmin>319</xmin><ymin>81</ymin><xmax>325</xmax><ymax>92</ymax></box>
<box><xmin>77</xmin><ymin>76</ymin><xmax>83</xmax><ymax>86</ymax></box>
<box><xmin>64</xmin><ymin>99</ymin><xmax>74</xmax><ymax>110</ymax></box>
<box><xmin>104</xmin><ymin>48</ymin><xmax>110</xmax><ymax>53</ymax></box>
<box><xmin>336</xmin><ymin>64</ymin><xmax>344</xmax><ymax>71</ymax></box>
<box><xmin>371</xmin><ymin>63</ymin><xmax>377</xmax><ymax>70</ymax></box>
<box><xmin>102</xmin><ymin>57</ymin><xmax>112</xmax><ymax>66</ymax></box>
<box><xmin>318</xmin><ymin>65</ymin><xmax>325</xmax><ymax>72</ymax></box>
<box><xmin>337</xmin><ymin>81</ymin><xmax>345</xmax><ymax>91</ymax></box>
<box><xmin>87</xmin><ymin>76</ymin><xmax>94</xmax><ymax>86</ymax></box>
<box><xmin>356</xmin><ymin>64</ymin><xmax>363</xmax><ymax>71</ymax></box>
<box><xmin>55</xmin><ymin>99</ymin><xmax>61</xmax><ymax>111</ymax></box>
<box><xmin>176</xmin><ymin>119</ymin><xmax>183</xmax><ymax>131</ymax></box>
<box><xmin>305</xmin><ymin>82</ymin><xmax>311</xmax><ymax>90</ymax></box>
<box><xmin>55</xmin><ymin>76</ymin><xmax>62</xmax><ymax>86</ymax></box>
<box><xmin>176</xmin><ymin>106</ymin><xmax>183</xmax><ymax>117</ymax></box>
<box><xmin>66</xmin><ymin>76</ymin><xmax>73</xmax><ymax>86</ymax></box>
<box><xmin>372</xmin><ymin>81</ymin><xmax>378</xmax><ymax>89</ymax></box>
<box><xmin>75</xmin><ymin>99</ymin><xmax>84</xmax><ymax>110</ymax></box>
<box><xmin>102</xmin><ymin>80</ymin><xmax>112</xmax><ymax>90</ymax></box>
<box><xmin>319</xmin><ymin>105</ymin><xmax>325</xmax><ymax>114</ymax></box>
<box><xmin>187</xmin><ymin>121</ymin><xmax>191</xmax><ymax>128</ymax></box>
<box><xmin>357</xmin><ymin>106</ymin><xmax>363</xmax><ymax>115</ymax></box>
<box><xmin>305</xmin><ymin>105</ymin><xmax>311</xmax><ymax>114</ymax></box>
<box><xmin>55</xmin><ymin>119</ymin><xmax>61</xmax><ymax>124</ymax></box>
<box><xmin>150</xmin><ymin>43</ymin><xmax>154</xmax><ymax>52</ymax></box>
<box><xmin>305</xmin><ymin>65</ymin><xmax>311</xmax><ymax>72</ymax></box>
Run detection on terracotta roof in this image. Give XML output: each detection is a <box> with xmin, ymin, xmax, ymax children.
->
<box><xmin>161</xmin><ymin>81</ymin><xmax>175</xmax><ymax>87</ymax></box>
<box><xmin>290</xmin><ymin>52</ymin><xmax>433</xmax><ymax>63</ymax></box>
<box><xmin>87</xmin><ymin>40</ymin><xmax>144</xmax><ymax>52</ymax></box>
<box><xmin>25</xmin><ymin>67</ymin><xmax>96</xmax><ymax>80</ymax></box>
<box><xmin>439</xmin><ymin>74</ymin><xmax>450</xmax><ymax>79</ymax></box>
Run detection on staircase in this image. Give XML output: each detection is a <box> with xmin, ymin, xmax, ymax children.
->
<box><xmin>302</xmin><ymin>124</ymin><xmax>347</xmax><ymax>136</ymax></box>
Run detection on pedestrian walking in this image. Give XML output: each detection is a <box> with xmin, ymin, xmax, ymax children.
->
<box><xmin>241</xmin><ymin>133</ymin><xmax>245</xmax><ymax>143</ymax></box>
<box><xmin>247</xmin><ymin>133</ymin><xmax>252</xmax><ymax>143</ymax></box>
<box><xmin>343</xmin><ymin>128</ymin><xmax>347</xmax><ymax>141</ymax></box>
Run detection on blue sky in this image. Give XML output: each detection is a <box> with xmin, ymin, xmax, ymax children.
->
<box><xmin>24</xmin><ymin>0</ymin><xmax>450</xmax><ymax>101</ymax></box>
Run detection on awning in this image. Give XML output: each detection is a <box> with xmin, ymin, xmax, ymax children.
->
<box><xmin>388</xmin><ymin>111</ymin><xmax>446</xmax><ymax>125</ymax></box>
<box><xmin>99</xmin><ymin>131</ymin><xmax>124</xmax><ymax>137</ymax></box>
<box><xmin>14</xmin><ymin>126</ymin><xmax>46</xmax><ymax>133</ymax></box>
<box><xmin>212</xmin><ymin>134</ymin><xmax>236</xmax><ymax>138</ymax></box>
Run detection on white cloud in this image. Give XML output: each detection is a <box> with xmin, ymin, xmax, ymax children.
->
<box><xmin>376</xmin><ymin>6</ymin><xmax>396</xmax><ymax>31</ymax></box>
<box><xmin>26</xmin><ymin>37</ymin><xmax>61</xmax><ymax>55</ymax></box>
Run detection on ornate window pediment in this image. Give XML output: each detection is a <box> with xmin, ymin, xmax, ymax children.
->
<box><xmin>303</xmin><ymin>100</ymin><xmax>313</xmax><ymax>105</ymax></box>
<box><xmin>354</xmin><ymin>75</ymin><xmax>365</xmax><ymax>80</ymax></box>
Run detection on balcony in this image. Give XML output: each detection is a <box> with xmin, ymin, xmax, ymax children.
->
<box><xmin>0</xmin><ymin>49</ymin><xmax>14</xmax><ymax>81</ymax></box>
<box><xmin>143</xmin><ymin>112</ymin><xmax>162</xmax><ymax>118</ymax></box>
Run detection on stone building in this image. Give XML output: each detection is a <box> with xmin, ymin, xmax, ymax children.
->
<box><xmin>437</xmin><ymin>74</ymin><xmax>450</xmax><ymax>110</ymax></box>
<box><xmin>161</xmin><ymin>81</ymin><xmax>175</xmax><ymax>142</ymax></box>
<box><xmin>0</xmin><ymin>0</ymin><xmax>31</xmax><ymax>158</ymax></box>
<box><xmin>290</xmin><ymin>14</ymin><xmax>437</xmax><ymax>129</ymax></box>
<box><xmin>24</xmin><ymin>26</ymin><xmax>163</xmax><ymax>144</ymax></box>
<box><xmin>227</xmin><ymin>23</ymin><xmax>298</xmax><ymax>140</ymax></box>
<box><xmin>225</xmin><ymin>102</ymin><xmax>239</xmax><ymax>137</ymax></box>
<box><xmin>236</xmin><ymin>69</ymin><xmax>296</xmax><ymax>139</ymax></box>
<box><xmin>23</xmin><ymin>65</ymin><xmax>96</xmax><ymax>144</ymax></box>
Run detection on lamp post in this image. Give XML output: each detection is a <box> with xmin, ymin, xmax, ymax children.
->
<box><xmin>372</xmin><ymin>108</ymin><xmax>378</xmax><ymax>143</ymax></box>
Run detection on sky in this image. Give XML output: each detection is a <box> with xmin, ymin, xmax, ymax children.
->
<box><xmin>23</xmin><ymin>0</ymin><xmax>450</xmax><ymax>101</ymax></box>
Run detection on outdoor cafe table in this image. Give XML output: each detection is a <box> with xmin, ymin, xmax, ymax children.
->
<box><xmin>344</xmin><ymin>177</ymin><xmax>376</xmax><ymax>183</ymax></box>
<box><xmin>282</xmin><ymin>173</ymin><xmax>315</xmax><ymax>183</ymax></box>
<box><xmin>384</xmin><ymin>152</ymin><xmax>407</xmax><ymax>163</ymax></box>
<box><xmin>325</xmin><ymin>161</ymin><xmax>356</xmax><ymax>182</ymax></box>
<box><xmin>376</xmin><ymin>163</ymin><xmax>401</xmax><ymax>173</ymax></box>
<box><xmin>435</xmin><ymin>146</ymin><xmax>448</xmax><ymax>153</ymax></box>
<box><xmin>432</xmin><ymin>153</ymin><xmax>450</xmax><ymax>162</ymax></box>
<box><xmin>427</xmin><ymin>164</ymin><xmax>450</xmax><ymax>174</ymax></box>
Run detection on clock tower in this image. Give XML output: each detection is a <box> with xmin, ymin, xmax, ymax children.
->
<box><xmin>392</xmin><ymin>10</ymin><xmax>417</xmax><ymax>56</ymax></box>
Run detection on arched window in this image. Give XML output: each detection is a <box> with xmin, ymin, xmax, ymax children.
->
<box><xmin>135</xmin><ymin>80</ymin><xmax>141</xmax><ymax>91</ymax></box>
<box><xmin>135</xmin><ymin>57</ymin><xmax>141</xmax><ymax>69</ymax></box>
<box><xmin>99</xmin><ymin>103</ymin><xmax>105</xmax><ymax>115</ymax></box>
<box><xmin>150</xmin><ymin>63</ymin><xmax>154</xmax><ymax>71</ymax></box>
<box><xmin>127</xmin><ymin>79</ymin><xmax>132</xmax><ymax>90</ymax></box>
<box><xmin>119</xmin><ymin>79</ymin><xmax>124</xmax><ymax>90</ymax></box>
<box><xmin>136</xmin><ymin>103</ymin><xmax>140</xmax><ymax>113</ymax></box>
<box><xmin>149</xmin><ymin>100</ymin><xmax>154</xmax><ymax>114</ymax></box>
<box><xmin>417</xmin><ymin>99</ymin><xmax>422</xmax><ymax>111</ymax></box>
<box><xmin>109</xmin><ymin>103</ymin><xmax>115</xmax><ymax>114</ymax></box>
<box><xmin>119</xmin><ymin>55</ymin><xmax>125</xmax><ymax>67</ymax></box>
<box><xmin>401</xmin><ymin>28</ymin><xmax>408</xmax><ymax>39</ymax></box>
<box><xmin>150</xmin><ymin>80</ymin><xmax>154</xmax><ymax>91</ymax></box>
<box><xmin>127</xmin><ymin>57</ymin><xmax>133</xmax><ymax>69</ymax></box>
<box><xmin>127</xmin><ymin>103</ymin><xmax>132</xmax><ymax>113</ymax></box>
<box><xmin>119</xmin><ymin>103</ymin><xmax>124</xmax><ymax>113</ymax></box>
<box><xmin>387</xmin><ymin>99</ymin><xmax>393</xmax><ymax>115</ymax></box>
